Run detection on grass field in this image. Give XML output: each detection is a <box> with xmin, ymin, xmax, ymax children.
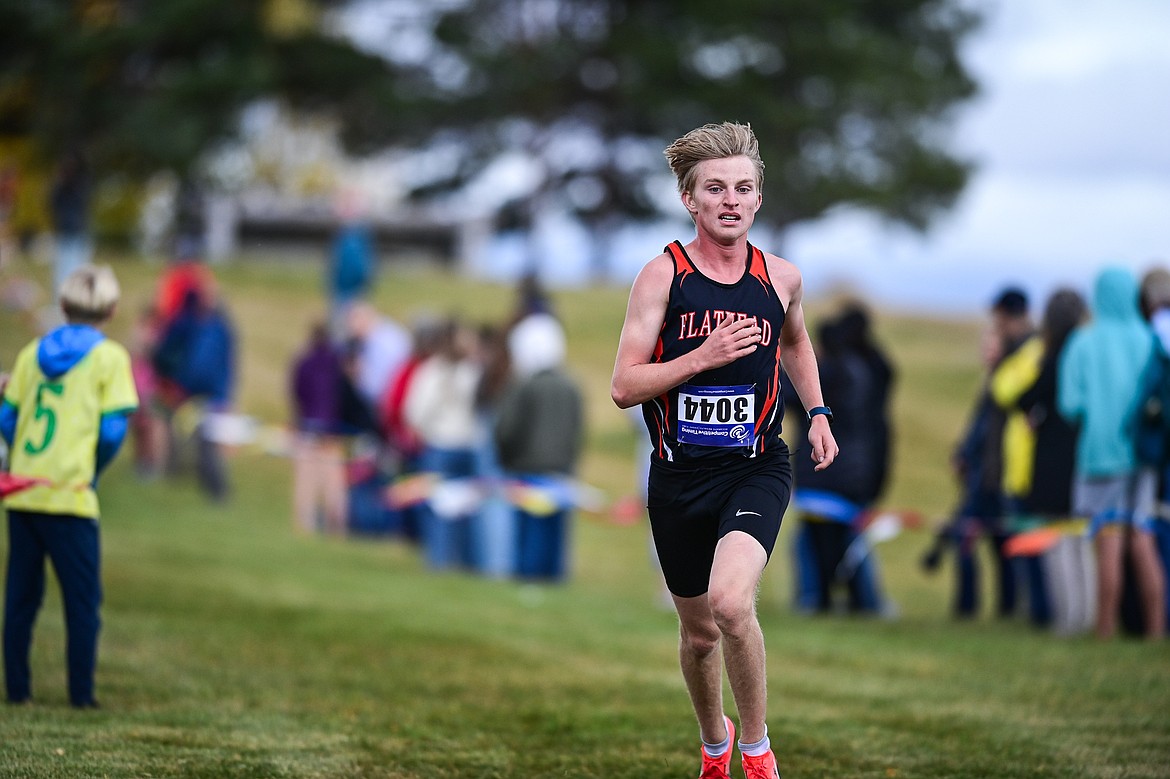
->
<box><xmin>0</xmin><ymin>255</ymin><xmax>1167</xmax><ymax>778</ymax></box>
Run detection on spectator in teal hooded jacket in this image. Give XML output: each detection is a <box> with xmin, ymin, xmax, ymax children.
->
<box><xmin>1058</xmin><ymin>266</ymin><xmax>1164</xmax><ymax>639</ymax></box>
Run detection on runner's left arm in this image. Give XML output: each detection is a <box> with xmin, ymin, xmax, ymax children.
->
<box><xmin>777</xmin><ymin>272</ymin><xmax>838</xmax><ymax>471</ymax></box>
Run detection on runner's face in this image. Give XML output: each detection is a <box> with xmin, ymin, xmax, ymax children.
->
<box><xmin>682</xmin><ymin>156</ymin><xmax>762</xmax><ymax>241</ymax></box>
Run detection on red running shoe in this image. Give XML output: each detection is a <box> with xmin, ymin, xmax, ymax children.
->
<box><xmin>741</xmin><ymin>748</ymin><xmax>781</xmax><ymax>779</ymax></box>
<box><xmin>698</xmin><ymin>716</ymin><xmax>735</xmax><ymax>779</ymax></box>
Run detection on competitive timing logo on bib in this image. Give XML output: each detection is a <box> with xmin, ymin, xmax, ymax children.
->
<box><xmin>676</xmin><ymin>383</ymin><xmax>756</xmax><ymax>448</ymax></box>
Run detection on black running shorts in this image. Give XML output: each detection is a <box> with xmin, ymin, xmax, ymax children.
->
<box><xmin>647</xmin><ymin>445</ymin><xmax>793</xmax><ymax>598</ymax></box>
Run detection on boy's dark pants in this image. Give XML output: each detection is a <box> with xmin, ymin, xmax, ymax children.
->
<box><xmin>3</xmin><ymin>510</ymin><xmax>102</xmax><ymax>706</ymax></box>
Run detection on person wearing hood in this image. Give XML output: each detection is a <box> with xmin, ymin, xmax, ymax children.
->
<box><xmin>1058</xmin><ymin>266</ymin><xmax>1164</xmax><ymax>639</ymax></box>
<box><xmin>494</xmin><ymin>313</ymin><xmax>585</xmax><ymax>581</ymax></box>
<box><xmin>1</xmin><ymin>264</ymin><xmax>138</xmax><ymax>707</ymax></box>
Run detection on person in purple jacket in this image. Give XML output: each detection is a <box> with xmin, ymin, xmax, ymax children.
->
<box><xmin>290</xmin><ymin>323</ymin><xmax>349</xmax><ymax>535</ymax></box>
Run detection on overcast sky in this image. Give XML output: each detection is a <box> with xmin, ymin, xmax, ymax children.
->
<box><xmin>460</xmin><ymin>1</ymin><xmax>1170</xmax><ymax>316</ymax></box>
<box><xmin>784</xmin><ymin>0</ymin><xmax>1170</xmax><ymax>315</ymax></box>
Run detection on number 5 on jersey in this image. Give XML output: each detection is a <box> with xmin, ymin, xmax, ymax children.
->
<box><xmin>24</xmin><ymin>381</ymin><xmax>64</xmax><ymax>455</ymax></box>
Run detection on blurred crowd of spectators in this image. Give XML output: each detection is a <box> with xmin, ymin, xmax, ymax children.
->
<box><xmin>287</xmin><ymin>220</ymin><xmax>586</xmax><ymax>583</ymax></box>
<box><xmin>924</xmin><ymin>269</ymin><xmax>1170</xmax><ymax>639</ymax></box>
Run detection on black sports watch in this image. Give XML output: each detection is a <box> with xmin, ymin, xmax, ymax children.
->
<box><xmin>807</xmin><ymin>406</ymin><xmax>833</xmax><ymax>424</ymax></box>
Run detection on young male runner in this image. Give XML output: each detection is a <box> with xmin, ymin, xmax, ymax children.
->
<box><xmin>611</xmin><ymin>122</ymin><xmax>838</xmax><ymax>778</ymax></box>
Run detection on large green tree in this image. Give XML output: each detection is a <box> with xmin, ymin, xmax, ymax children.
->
<box><xmin>0</xmin><ymin>0</ymin><xmax>400</xmax><ymax>175</ymax></box>
<box><xmin>360</xmin><ymin>0</ymin><xmax>981</xmax><ymax>234</ymax></box>
<box><xmin>1</xmin><ymin>0</ymin><xmax>980</xmax><ymax>241</ymax></box>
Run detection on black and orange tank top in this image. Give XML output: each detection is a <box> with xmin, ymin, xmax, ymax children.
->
<box><xmin>641</xmin><ymin>240</ymin><xmax>787</xmax><ymax>464</ymax></box>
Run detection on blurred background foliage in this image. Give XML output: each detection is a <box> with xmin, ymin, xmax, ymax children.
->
<box><xmin>0</xmin><ymin>0</ymin><xmax>980</xmax><ymax>248</ymax></box>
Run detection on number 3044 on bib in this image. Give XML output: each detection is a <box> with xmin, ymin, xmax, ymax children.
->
<box><xmin>676</xmin><ymin>383</ymin><xmax>756</xmax><ymax>448</ymax></box>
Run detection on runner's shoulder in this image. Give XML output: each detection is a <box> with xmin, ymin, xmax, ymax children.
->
<box><xmin>762</xmin><ymin>251</ymin><xmax>802</xmax><ymax>290</ymax></box>
<box><xmin>632</xmin><ymin>251</ymin><xmax>676</xmax><ymax>293</ymax></box>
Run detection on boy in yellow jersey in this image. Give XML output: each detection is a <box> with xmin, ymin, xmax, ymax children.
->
<box><xmin>2</xmin><ymin>264</ymin><xmax>138</xmax><ymax>708</ymax></box>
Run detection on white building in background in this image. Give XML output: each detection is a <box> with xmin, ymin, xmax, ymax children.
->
<box><xmin>203</xmin><ymin>188</ymin><xmax>493</xmax><ymax>273</ymax></box>
<box><xmin>139</xmin><ymin>101</ymin><xmax>491</xmax><ymax>271</ymax></box>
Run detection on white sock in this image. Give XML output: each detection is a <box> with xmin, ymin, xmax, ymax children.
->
<box><xmin>702</xmin><ymin>717</ymin><xmax>732</xmax><ymax>758</ymax></box>
<box><xmin>739</xmin><ymin>726</ymin><xmax>770</xmax><ymax>757</ymax></box>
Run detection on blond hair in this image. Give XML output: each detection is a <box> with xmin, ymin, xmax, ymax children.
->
<box><xmin>60</xmin><ymin>264</ymin><xmax>121</xmax><ymax>325</ymax></box>
<box><xmin>663</xmin><ymin>122</ymin><xmax>764</xmax><ymax>196</ymax></box>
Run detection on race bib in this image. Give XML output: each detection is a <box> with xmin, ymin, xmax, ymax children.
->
<box><xmin>676</xmin><ymin>383</ymin><xmax>756</xmax><ymax>448</ymax></box>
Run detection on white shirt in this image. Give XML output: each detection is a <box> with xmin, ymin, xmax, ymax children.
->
<box><xmin>403</xmin><ymin>356</ymin><xmax>483</xmax><ymax>449</ymax></box>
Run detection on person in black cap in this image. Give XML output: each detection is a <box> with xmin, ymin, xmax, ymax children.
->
<box><xmin>925</xmin><ymin>285</ymin><xmax>1033</xmax><ymax>619</ymax></box>
<box><xmin>990</xmin><ymin>287</ymin><xmax>1032</xmax><ymax>353</ymax></box>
